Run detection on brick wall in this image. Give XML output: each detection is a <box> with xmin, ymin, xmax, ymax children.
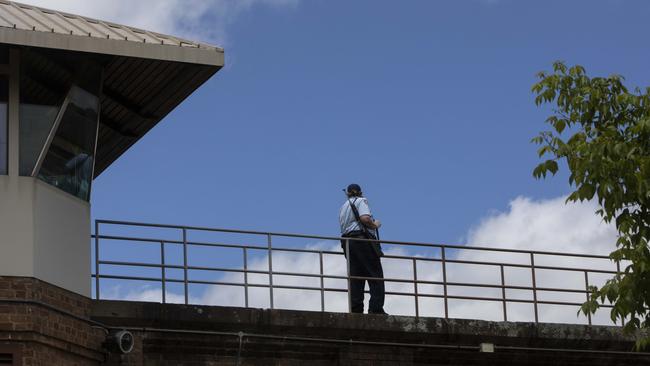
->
<box><xmin>99</xmin><ymin>330</ymin><xmax>650</xmax><ymax>366</ymax></box>
<box><xmin>93</xmin><ymin>300</ymin><xmax>650</xmax><ymax>366</ymax></box>
<box><xmin>0</xmin><ymin>276</ymin><xmax>105</xmax><ymax>365</ymax></box>
<box><xmin>2</xmin><ymin>279</ymin><xmax>648</xmax><ymax>365</ymax></box>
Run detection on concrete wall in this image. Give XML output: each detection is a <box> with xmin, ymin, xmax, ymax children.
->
<box><xmin>33</xmin><ymin>179</ymin><xmax>90</xmax><ymax>296</ymax></box>
<box><xmin>0</xmin><ymin>175</ymin><xmax>35</xmax><ymax>277</ymax></box>
<box><xmin>0</xmin><ymin>176</ymin><xmax>90</xmax><ymax>296</ymax></box>
<box><xmin>1</xmin><ymin>279</ymin><xmax>647</xmax><ymax>365</ymax></box>
<box><xmin>91</xmin><ymin>301</ymin><xmax>649</xmax><ymax>366</ymax></box>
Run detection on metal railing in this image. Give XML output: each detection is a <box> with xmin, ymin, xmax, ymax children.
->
<box><xmin>92</xmin><ymin>219</ymin><xmax>619</xmax><ymax>326</ymax></box>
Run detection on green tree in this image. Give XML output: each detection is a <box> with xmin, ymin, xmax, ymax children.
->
<box><xmin>531</xmin><ymin>62</ymin><xmax>650</xmax><ymax>348</ymax></box>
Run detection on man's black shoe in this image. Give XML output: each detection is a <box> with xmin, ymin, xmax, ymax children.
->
<box><xmin>368</xmin><ymin>310</ymin><xmax>388</xmax><ymax>315</ymax></box>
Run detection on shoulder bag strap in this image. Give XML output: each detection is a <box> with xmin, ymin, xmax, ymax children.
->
<box><xmin>348</xmin><ymin>198</ymin><xmax>373</xmax><ymax>239</ymax></box>
<box><xmin>347</xmin><ymin>198</ymin><xmax>383</xmax><ymax>257</ymax></box>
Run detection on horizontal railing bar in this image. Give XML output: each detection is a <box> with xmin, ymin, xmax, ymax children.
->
<box><xmin>95</xmin><ymin>235</ymin><xmax>262</xmax><ymax>249</ymax></box>
<box><xmin>93</xmin><ymin>273</ymin><xmax>164</xmax><ymax>283</ymax></box>
<box><xmin>96</xmin><ymin>262</ymin><xmax>431</xmax><ymax>285</ymax></box>
<box><xmin>96</xmin><ymin>261</ymin><xmax>602</xmax><ymax>296</ymax></box>
<box><xmin>94</xmin><ymin>236</ymin><xmax>617</xmax><ymax>275</ymax></box>
<box><xmin>98</xmin><ymin>261</ymin><xmax>248</xmax><ymax>273</ymax></box>
<box><xmin>93</xmin><ymin>234</ymin><xmax>345</xmax><ymax>255</ymax></box>
<box><xmin>99</xmin><ymin>260</ymin><xmax>171</xmax><ymax>268</ymax></box>
<box><xmin>532</xmin><ymin>265</ymin><xmax>616</xmax><ymax>275</ymax></box>
<box><xmin>94</xmin><ymin>220</ymin><xmax>612</xmax><ymax>259</ymax></box>
<box><xmin>441</xmin><ymin>258</ymin><xmax>617</xmax><ymax>274</ymax></box>
<box><xmin>170</xmin><ymin>239</ymin><xmax>342</xmax><ymax>255</ymax></box>
<box><xmin>92</xmin><ymin>274</ymin><xmax>614</xmax><ymax>308</ymax></box>
<box><xmin>96</xmin><ymin>234</ymin><xmax>183</xmax><ymax>244</ymax></box>
<box><xmin>96</xmin><ymin>259</ymin><xmax>600</xmax><ymax>295</ymax></box>
<box><xmin>93</xmin><ymin>220</ymin><xmax>620</xmax><ymax>324</ymax></box>
<box><xmin>93</xmin><ymin>268</ymin><xmax>595</xmax><ymax>296</ymax></box>
<box><xmin>99</xmin><ymin>261</ymin><xmax>341</xmax><ymax>279</ymax></box>
<box><xmin>93</xmin><ymin>274</ymin><xmax>344</xmax><ymax>292</ymax></box>
<box><xmin>188</xmin><ymin>241</ymin><xmax>341</xmax><ymax>255</ymax></box>
<box><xmin>98</xmin><ymin>260</ymin><xmax>330</xmax><ymax>278</ymax></box>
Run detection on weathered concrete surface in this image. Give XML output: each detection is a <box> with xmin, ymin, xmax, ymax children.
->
<box><xmin>92</xmin><ymin>300</ymin><xmax>648</xmax><ymax>365</ymax></box>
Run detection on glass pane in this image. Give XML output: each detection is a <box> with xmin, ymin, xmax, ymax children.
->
<box><xmin>19</xmin><ymin>47</ymin><xmax>68</xmax><ymax>176</ymax></box>
<box><xmin>19</xmin><ymin>104</ymin><xmax>59</xmax><ymax>175</ymax></box>
<box><xmin>38</xmin><ymin>86</ymin><xmax>99</xmax><ymax>200</ymax></box>
<box><xmin>0</xmin><ymin>76</ymin><xmax>7</xmax><ymax>175</ymax></box>
<box><xmin>0</xmin><ymin>45</ymin><xmax>9</xmax><ymax>64</ymax></box>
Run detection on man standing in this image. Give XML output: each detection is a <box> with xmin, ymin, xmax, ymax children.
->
<box><xmin>339</xmin><ymin>183</ymin><xmax>386</xmax><ymax>314</ymax></box>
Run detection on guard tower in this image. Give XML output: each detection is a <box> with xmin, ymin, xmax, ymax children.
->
<box><xmin>0</xmin><ymin>1</ymin><xmax>223</xmax><ymax>297</ymax></box>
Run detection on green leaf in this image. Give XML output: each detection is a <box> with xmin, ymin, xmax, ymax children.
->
<box><xmin>545</xmin><ymin>160</ymin><xmax>559</xmax><ymax>175</ymax></box>
<box><xmin>532</xmin><ymin>62</ymin><xmax>650</xmax><ymax>339</ymax></box>
<box><xmin>537</xmin><ymin>146</ymin><xmax>551</xmax><ymax>158</ymax></box>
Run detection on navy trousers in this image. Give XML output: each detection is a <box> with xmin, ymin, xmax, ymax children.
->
<box><xmin>342</xmin><ymin>233</ymin><xmax>385</xmax><ymax>313</ymax></box>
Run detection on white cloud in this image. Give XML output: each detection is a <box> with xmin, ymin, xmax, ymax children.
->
<box><xmin>450</xmin><ymin>196</ymin><xmax>619</xmax><ymax>325</ymax></box>
<box><xmin>19</xmin><ymin>0</ymin><xmax>299</xmax><ymax>46</ymax></box>
<box><xmin>101</xmin><ymin>195</ymin><xmax>622</xmax><ymax>326</ymax></box>
<box><xmin>100</xmin><ymin>283</ymin><xmax>198</xmax><ymax>304</ymax></box>
<box><xmin>466</xmin><ymin>196</ymin><xmax>615</xmax><ymax>254</ymax></box>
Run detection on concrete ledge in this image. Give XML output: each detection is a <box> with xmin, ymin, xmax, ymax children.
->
<box><xmin>91</xmin><ymin>300</ymin><xmax>637</xmax><ymax>351</ymax></box>
<box><xmin>91</xmin><ymin>300</ymin><xmax>650</xmax><ymax>365</ymax></box>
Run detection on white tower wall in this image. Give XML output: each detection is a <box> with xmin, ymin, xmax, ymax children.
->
<box><xmin>0</xmin><ymin>48</ymin><xmax>91</xmax><ymax>297</ymax></box>
<box><xmin>0</xmin><ymin>175</ymin><xmax>90</xmax><ymax>296</ymax></box>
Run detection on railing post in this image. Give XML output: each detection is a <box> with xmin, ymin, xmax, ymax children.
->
<box><xmin>500</xmin><ymin>264</ymin><xmax>507</xmax><ymax>321</ymax></box>
<box><xmin>161</xmin><ymin>241</ymin><xmax>166</xmax><ymax>303</ymax></box>
<box><xmin>346</xmin><ymin>238</ymin><xmax>352</xmax><ymax>313</ymax></box>
<box><xmin>319</xmin><ymin>251</ymin><xmax>325</xmax><ymax>312</ymax></box>
<box><xmin>88</xmin><ymin>220</ymin><xmax>619</xmax><ymax>325</ymax></box>
<box><xmin>183</xmin><ymin>228</ymin><xmax>188</xmax><ymax>305</ymax></box>
<box><xmin>584</xmin><ymin>271</ymin><xmax>592</xmax><ymax>325</ymax></box>
<box><xmin>243</xmin><ymin>248</ymin><xmax>249</xmax><ymax>308</ymax></box>
<box><xmin>412</xmin><ymin>258</ymin><xmax>419</xmax><ymax>318</ymax></box>
<box><xmin>267</xmin><ymin>234</ymin><xmax>274</xmax><ymax>309</ymax></box>
<box><xmin>441</xmin><ymin>246</ymin><xmax>448</xmax><ymax>319</ymax></box>
<box><xmin>94</xmin><ymin>220</ymin><xmax>100</xmax><ymax>300</ymax></box>
<box><xmin>616</xmin><ymin>261</ymin><xmax>624</xmax><ymax>327</ymax></box>
<box><xmin>530</xmin><ymin>253</ymin><xmax>539</xmax><ymax>323</ymax></box>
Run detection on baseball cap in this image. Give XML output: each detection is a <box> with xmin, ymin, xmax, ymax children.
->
<box><xmin>346</xmin><ymin>183</ymin><xmax>362</xmax><ymax>193</ymax></box>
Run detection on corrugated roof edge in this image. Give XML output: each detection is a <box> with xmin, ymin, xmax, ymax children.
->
<box><xmin>0</xmin><ymin>26</ymin><xmax>224</xmax><ymax>66</ymax></box>
<box><xmin>1</xmin><ymin>0</ymin><xmax>224</xmax><ymax>52</ymax></box>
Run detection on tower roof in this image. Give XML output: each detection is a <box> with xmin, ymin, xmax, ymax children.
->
<box><xmin>0</xmin><ymin>0</ymin><xmax>224</xmax><ymax>176</ymax></box>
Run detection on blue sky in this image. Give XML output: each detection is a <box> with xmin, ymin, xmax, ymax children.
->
<box><xmin>87</xmin><ymin>0</ymin><xmax>650</xmax><ymax>244</ymax></box>
<box><xmin>23</xmin><ymin>0</ymin><xmax>644</xmax><ymax>318</ymax></box>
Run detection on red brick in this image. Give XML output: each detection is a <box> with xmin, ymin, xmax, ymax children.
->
<box><xmin>0</xmin><ymin>277</ymin><xmax>105</xmax><ymax>365</ymax></box>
